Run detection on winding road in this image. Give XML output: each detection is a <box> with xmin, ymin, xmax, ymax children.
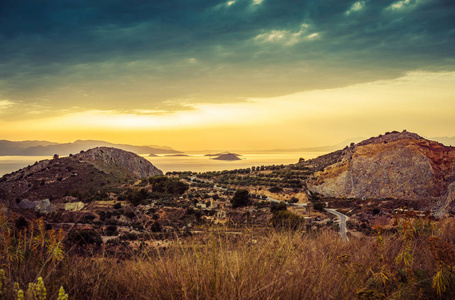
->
<box><xmin>324</xmin><ymin>208</ymin><xmax>349</xmax><ymax>242</ymax></box>
<box><xmin>193</xmin><ymin>176</ymin><xmax>348</xmax><ymax>240</ymax></box>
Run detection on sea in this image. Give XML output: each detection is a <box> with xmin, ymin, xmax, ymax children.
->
<box><xmin>0</xmin><ymin>152</ymin><xmax>326</xmax><ymax>176</ymax></box>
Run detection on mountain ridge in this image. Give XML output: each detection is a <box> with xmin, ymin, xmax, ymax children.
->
<box><xmin>0</xmin><ymin>139</ymin><xmax>181</xmax><ymax>156</ymax></box>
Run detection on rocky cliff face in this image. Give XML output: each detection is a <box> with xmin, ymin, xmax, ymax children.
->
<box><xmin>76</xmin><ymin>147</ymin><xmax>163</xmax><ymax>178</ymax></box>
<box><xmin>306</xmin><ymin>131</ymin><xmax>455</xmax><ymax>213</ymax></box>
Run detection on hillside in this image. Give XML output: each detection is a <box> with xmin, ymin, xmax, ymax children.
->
<box><xmin>0</xmin><ymin>139</ymin><xmax>180</xmax><ymax>156</ymax></box>
<box><xmin>0</xmin><ymin>147</ymin><xmax>162</xmax><ymax>207</ymax></box>
<box><xmin>0</xmin><ymin>132</ymin><xmax>454</xmax><ymax>299</ymax></box>
<box><xmin>304</xmin><ymin>130</ymin><xmax>455</xmax><ymax>214</ymax></box>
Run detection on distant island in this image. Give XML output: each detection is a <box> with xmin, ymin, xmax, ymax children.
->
<box><xmin>211</xmin><ymin>153</ymin><xmax>242</xmax><ymax>161</ymax></box>
<box><xmin>148</xmin><ymin>153</ymin><xmax>158</xmax><ymax>157</ymax></box>
<box><xmin>205</xmin><ymin>152</ymin><xmax>240</xmax><ymax>157</ymax></box>
<box><xmin>165</xmin><ymin>154</ymin><xmax>189</xmax><ymax>157</ymax></box>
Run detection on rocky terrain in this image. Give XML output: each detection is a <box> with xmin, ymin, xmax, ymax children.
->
<box><xmin>305</xmin><ymin>131</ymin><xmax>455</xmax><ymax>214</ymax></box>
<box><xmin>0</xmin><ymin>147</ymin><xmax>162</xmax><ymax>208</ymax></box>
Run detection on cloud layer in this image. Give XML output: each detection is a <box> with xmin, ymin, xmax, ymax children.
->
<box><xmin>0</xmin><ymin>0</ymin><xmax>454</xmax><ymax>118</ymax></box>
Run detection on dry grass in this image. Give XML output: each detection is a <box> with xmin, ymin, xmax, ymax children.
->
<box><xmin>2</xmin><ymin>216</ymin><xmax>455</xmax><ymax>299</ymax></box>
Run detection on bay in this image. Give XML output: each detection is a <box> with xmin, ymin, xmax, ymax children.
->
<box><xmin>0</xmin><ymin>152</ymin><xmax>326</xmax><ymax>177</ymax></box>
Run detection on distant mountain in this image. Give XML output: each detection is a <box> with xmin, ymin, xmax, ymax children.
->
<box><xmin>430</xmin><ymin>136</ymin><xmax>455</xmax><ymax>147</ymax></box>
<box><xmin>0</xmin><ymin>140</ymin><xmax>59</xmax><ymax>154</ymax></box>
<box><xmin>263</xmin><ymin>137</ymin><xmax>365</xmax><ymax>153</ymax></box>
<box><xmin>0</xmin><ymin>139</ymin><xmax>181</xmax><ymax>156</ymax></box>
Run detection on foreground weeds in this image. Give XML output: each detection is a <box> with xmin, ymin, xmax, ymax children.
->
<box><xmin>1</xmin><ymin>211</ymin><xmax>454</xmax><ymax>299</ymax></box>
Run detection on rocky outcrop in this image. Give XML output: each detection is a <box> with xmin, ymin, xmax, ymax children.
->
<box><xmin>76</xmin><ymin>147</ymin><xmax>163</xmax><ymax>178</ymax></box>
<box><xmin>18</xmin><ymin>199</ymin><xmax>54</xmax><ymax>213</ymax></box>
<box><xmin>306</xmin><ymin>131</ymin><xmax>455</xmax><ymax>212</ymax></box>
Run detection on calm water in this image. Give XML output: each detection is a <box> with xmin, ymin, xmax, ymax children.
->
<box><xmin>0</xmin><ymin>152</ymin><xmax>326</xmax><ymax>176</ymax></box>
<box><xmin>0</xmin><ymin>156</ymin><xmax>53</xmax><ymax>177</ymax></box>
<box><xmin>144</xmin><ymin>152</ymin><xmax>324</xmax><ymax>173</ymax></box>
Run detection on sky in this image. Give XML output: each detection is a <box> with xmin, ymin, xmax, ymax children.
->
<box><xmin>0</xmin><ymin>0</ymin><xmax>454</xmax><ymax>151</ymax></box>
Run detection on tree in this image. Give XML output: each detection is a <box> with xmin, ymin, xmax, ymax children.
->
<box><xmin>313</xmin><ymin>201</ymin><xmax>324</xmax><ymax>212</ymax></box>
<box><xmin>271</xmin><ymin>202</ymin><xmax>287</xmax><ymax>214</ymax></box>
<box><xmin>269</xmin><ymin>186</ymin><xmax>283</xmax><ymax>193</ymax></box>
<box><xmin>231</xmin><ymin>189</ymin><xmax>250</xmax><ymax>208</ymax></box>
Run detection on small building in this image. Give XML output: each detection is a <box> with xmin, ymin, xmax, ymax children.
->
<box><xmin>196</xmin><ymin>202</ymin><xmax>207</xmax><ymax>209</ymax></box>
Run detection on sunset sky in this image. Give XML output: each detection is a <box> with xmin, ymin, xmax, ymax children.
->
<box><xmin>1</xmin><ymin>0</ymin><xmax>454</xmax><ymax>151</ymax></box>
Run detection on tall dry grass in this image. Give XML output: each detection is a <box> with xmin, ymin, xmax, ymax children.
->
<box><xmin>63</xmin><ymin>223</ymin><xmax>449</xmax><ymax>300</ymax></box>
<box><xmin>2</xmin><ymin>213</ymin><xmax>455</xmax><ymax>299</ymax></box>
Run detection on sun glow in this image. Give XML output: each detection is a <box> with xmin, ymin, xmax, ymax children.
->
<box><xmin>2</xmin><ymin>71</ymin><xmax>455</xmax><ymax>150</ymax></box>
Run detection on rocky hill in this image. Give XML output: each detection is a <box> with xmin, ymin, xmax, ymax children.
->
<box><xmin>304</xmin><ymin>131</ymin><xmax>455</xmax><ymax>215</ymax></box>
<box><xmin>0</xmin><ymin>147</ymin><xmax>162</xmax><ymax>207</ymax></box>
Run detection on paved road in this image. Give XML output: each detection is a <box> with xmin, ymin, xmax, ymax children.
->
<box><xmin>324</xmin><ymin>208</ymin><xmax>349</xmax><ymax>242</ymax></box>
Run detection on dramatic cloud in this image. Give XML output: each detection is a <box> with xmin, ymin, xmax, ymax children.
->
<box><xmin>0</xmin><ymin>0</ymin><xmax>454</xmax><ymax>118</ymax></box>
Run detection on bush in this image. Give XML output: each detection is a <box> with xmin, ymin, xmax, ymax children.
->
<box><xmin>271</xmin><ymin>202</ymin><xmax>287</xmax><ymax>214</ymax></box>
<box><xmin>231</xmin><ymin>189</ymin><xmax>250</xmax><ymax>208</ymax></box>
<box><xmin>148</xmin><ymin>176</ymin><xmax>189</xmax><ymax>195</ymax></box>
<box><xmin>269</xmin><ymin>186</ymin><xmax>283</xmax><ymax>193</ymax></box>
<box><xmin>288</xmin><ymin>197</ymin><xmax>299</xmax><ymax>204</ymax></box>
<box><xmin>67</xmin><ymin>229</ymin><xmax>103</xmax><ymax>246</ymax></box>
<box><xmin>313</xmin><ymin>202</ymin><xmax>325</xmax><ymax>212</ymax></box>
<box><xmin>105</xmin><ymin>225</ymin><xmax>118</xmax><ymax>236</ymax></box>
<box><xmin>270</xmin><ymin>210</ymin><xmax>304</xmax><ymax>230</ymax></box>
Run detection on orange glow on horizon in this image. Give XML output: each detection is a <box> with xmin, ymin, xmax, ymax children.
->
<box><xmin>1</xmin><ymin>71</ymin><xmax>455</xmax><ymax>151</ymax></box>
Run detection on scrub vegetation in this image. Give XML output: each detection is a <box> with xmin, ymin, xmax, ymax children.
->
<box><xmin>0</xmin><ymin>209</ymin><xmax>454</xmax><ymax>299</ymax></box>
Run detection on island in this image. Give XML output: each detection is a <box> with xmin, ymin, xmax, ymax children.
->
<box><xmin>211</xmin><ymin>153</ymin><xmax>242</xmax><ymax>161</ymax></box>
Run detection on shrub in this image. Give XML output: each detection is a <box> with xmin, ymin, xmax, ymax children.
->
<box><xmin>271</xmin><ymin>202</ymin><xmax>287</xmax><ymax>214</ymax></box>
<box><xmin>231</xmin><ymin>189</ymin><xmax>250</xmax><ymax>208</ymax></box>
<box><xmin>288</xmin><ymin>197</ymin><xmax>299</xmax><ymax>204</ymax></box>
<box><xmin>67</xmin><ymin>229</ymin><xmax>102</xmax><ymax>246</ymax></box>
<box><xmin>269</xmin><ymin>186</ymin><xmax>283</xmax><ymax>193</ymax></box>
<box><xmin>313</xmin><ymin>201</ymin><xmax>325</xmax><ymax>212</ymax></box>
<box><xmin>148</xmin><ymin>176</ymin><xmax>189</xmax><ymax>195</ymax></box>
<box><xmin>270</xmin><ymin>210</ymin><xmax>304</xmax><ymax>230</ymax></box>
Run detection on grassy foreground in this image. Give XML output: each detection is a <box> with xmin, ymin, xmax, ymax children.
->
<box><xmin>1</xmin><ymin>213</ymin><xmax>454</xmax><ymax>299</ymax></box>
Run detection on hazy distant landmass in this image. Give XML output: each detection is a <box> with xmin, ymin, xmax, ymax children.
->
<box><xmin>0</xmin><ymin>140</ymin><xmax>181</xmax><ymax>156</ymax></box>
<box><xmin>165</xmin><ymin>154</ymin><xmax>189</xmax><ymax>157</ymax></box>
<box><xmin>205</xmin><ymin>152</ymin><xmax>240</xmax><ymax>157</ymax></box>
<box><xmin>430</xmin><ymin>136</ymin><xmax>455</xmax><ymax>147</ymax></box>
<box><xmin>211</xmin><ymin>153</ymin><xmax>242</xmax><ymax>161</ymax></box>
<box><xmin>262</xmin><ymin>137</ymin><xmax>366</xmax><ymax>153</ymax></box>
<box><xmin>259</xmin><ymin>135</ymin><xmax>455</xmax><ymax>153</ymax></box>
